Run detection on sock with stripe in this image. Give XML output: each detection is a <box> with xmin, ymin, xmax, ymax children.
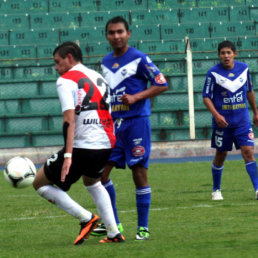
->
<box><xmin>136</xmin><ymin>186</ymin><xmax>151</xmax><ymax>230</ymax></box>
<box><xmin>103</xmin><ymin>179</ymin><xmax>120</xmax><ymax>225</ymax></box>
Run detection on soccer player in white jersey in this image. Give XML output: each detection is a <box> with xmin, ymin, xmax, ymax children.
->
<box><xmin>92</xmin><ymin>16</ymin><xmax>168</xmax><ymax>240</ymax></box>
<box><xmin>203</xmin><ymin>40</ymin><xmax>258</xmax><ymax>200</ymax></box>
<box><xmin>33</xmin><ymin>41</ymin><xmax>125</xmax><ymax>244</ymax></box>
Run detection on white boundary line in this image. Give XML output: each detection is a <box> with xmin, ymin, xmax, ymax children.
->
<box><xmin>0</xmin><ymin>203</ymin><xmax>256</xmax><ymax>223</ymax></box>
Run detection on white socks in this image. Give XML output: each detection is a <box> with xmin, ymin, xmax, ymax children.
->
<box><xmin>37</xmin><ymin>185</ymin><xmax>92</xmax><ymax>222</ymax></box>
<box><xmin>86</xmin><ymin>181</ymin><xmax>119</xmax><ymax>238</ymax></box>
<box><xmin>37</xmin><ymin>182</ymin><xmax>120</xmax><ymax>238</ymax></box>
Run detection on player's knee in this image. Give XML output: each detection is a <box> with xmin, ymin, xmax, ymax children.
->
<box><xmin>101</xmin><ymin>163</ymin><xmax>114</xmax><ymax>183</ymax></box>
<box><xmin>241</xmin><ymin>148</ymin><xmax>254</xmax><ymax>162</ymax></box>
<box><xmin>214</xmin><ymin>151</ymin><xmax>227</xmax><ymax>166</ymax></box>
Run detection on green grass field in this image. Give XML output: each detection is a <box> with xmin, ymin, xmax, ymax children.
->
<box><xmin>1</xmin><ymin>160</ymin><xmax>258</xmax><ymax>258</ymax></box>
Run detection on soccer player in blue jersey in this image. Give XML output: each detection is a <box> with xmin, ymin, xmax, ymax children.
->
<box><xmin>203</xmin><ymin>40</ymin><xmax>258</xmax><ymax>201</ymax></box>
<box><xmin>92</xmin><ymin>16</ymin><xmax>168</xmax><ymax>241</ymax></box>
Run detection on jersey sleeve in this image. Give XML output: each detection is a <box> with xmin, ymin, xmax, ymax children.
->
<box><xmin>56</xmin><ymin>77</ymin><xmax>75</xmax><ymax>112</ymax></box>
<box><xmin>247</xmin><ymin>68</ymin><xmax>253</xmax><ymax>92</ymax></box>
<box><xmin>139</xmin><ymin>54</ymin><xmax>167</xmax><ymax>86</ymax></box>
<box><xmin>202</xmin><ymin>70</ymin><xmax>215</xmax><ymax>99</ymax></box>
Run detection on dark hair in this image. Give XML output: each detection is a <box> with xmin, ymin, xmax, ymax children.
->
<box><xmin>218</xmin><ymin>40</ymin><xmax>236</xmax><ymax>53</ymax></box>
<box><xmin>53</xmin><ymin>41</ymin><xmax>83</xmax><ymax>63</ymax></box>
<box><xmin>105</xmin><ymin>16</ymin><xmax>129</xmax><ymax>33</ymax></box>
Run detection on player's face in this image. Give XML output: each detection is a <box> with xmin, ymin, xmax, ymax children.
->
<box><xmin>218</xmin><ymin>47</ymin><xmax>237</xmax><ymax>70</ymax></box>
<box><xmin>54</xmin><ymin>53</ymin><xmax>73</xmax><ymax>75</ymax></box>
<box><xmin>106</xmin><ymin>22</ymin><xmax>131</xmax><ymax>55</ymax></box>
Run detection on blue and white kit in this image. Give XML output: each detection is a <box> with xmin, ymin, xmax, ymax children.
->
<box><xmin>203</xmin><ymin>61</ymin><xmax>254</xmax><ymax>151</ymax></box>
<box><xmin>102</xmin><ymin>46</ymin><xmax>167</xmax><ymax>168</ymax></box>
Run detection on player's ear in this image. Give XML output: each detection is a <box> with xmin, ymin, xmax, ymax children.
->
<box><xmin>67</xmin><ymin>53</ymin><xmax>74</xmax><ymax>63</ymax></box>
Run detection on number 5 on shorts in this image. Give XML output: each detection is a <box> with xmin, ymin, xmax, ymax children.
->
<box><xmin>215</xmin><ymin>136</ymin><xmax>223</xmax><ymax>148</ymax></box>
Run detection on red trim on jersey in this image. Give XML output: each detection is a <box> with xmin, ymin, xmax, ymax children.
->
<box><xmin>62</xmin><ymin>70</ymin><xmax>116</xmax><ymax>147</ymax></box>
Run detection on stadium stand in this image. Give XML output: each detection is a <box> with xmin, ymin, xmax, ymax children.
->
<box><xmin>131</xmin><ymin>9</ymin><xmax>178</xmax><ymax>24</ymax></box>
<box><xmin>178</xmin><ymin>7</ymin><xmax>229</xmax><ymax>23</ymax></box>
<box><xmin>0</xmin><ymin>0</ymin><xmax>257</xmax><ymax>148</ymax></box>
<box><xmin>0</xmin><ymin>13</ymin><xmax>30</xmax><ymax>30</ymax></box>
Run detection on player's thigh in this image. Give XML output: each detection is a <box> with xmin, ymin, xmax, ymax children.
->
<box><xmin>74</xmin><ymin>148</ymin><xmax>112</xmax><ymax>179</ymax></box>
<box><xmin>33</xmin><ymin>165</ymin><xmax>52</xmax><ymax>190</ymax></box>
<box><xmin>125</xmin><ymin>117</ymin><xmax>151</xmax><ymax>168</ymax></box>
<box><xmin>44</xmin><ymin>148</ymin><xmax>81</xmax><ymax>191</ymax></box>
<box><xmin>234</xmin><ymin>126</ymin><xmax>255</xmax><ymax>149</ymax></box>
<box><xmin>108</xmin><ymin>144</ymin><xmax>126</xmax><ymax>169</ymax></box>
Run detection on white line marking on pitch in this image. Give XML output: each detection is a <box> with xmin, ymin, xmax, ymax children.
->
<box><xmin>0</xmin><ymin>203</ymin><xmax>256</xmax><ymax>223</ymax></box>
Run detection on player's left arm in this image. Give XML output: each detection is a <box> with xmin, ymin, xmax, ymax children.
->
<box><xmin>120</xmin><ymin>84</ymin><xmax>168</xmax><ymax>105</ymax></box>
<box><xmin>121</xmin><ymin>54</ymin><xmax>168</xmax><ymax>105</ymax></box>
<box><xmin>247</xmin><ymin>90</ymin><xmax>258</xmax><ymax>127</ymax></box>
<box><xmin>60</xmin><ymin>109</ymin><xmax>75</xmax><ymax>182</ymax></box>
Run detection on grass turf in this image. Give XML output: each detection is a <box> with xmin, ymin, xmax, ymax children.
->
<box><xmin>1</xmin><ymin>160</ymin><xmax>258</xmax><ymax>258</ymax></box>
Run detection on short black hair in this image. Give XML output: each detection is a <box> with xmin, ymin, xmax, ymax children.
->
<box><xmin>105</xmin><ymin>16</ymin><xmax>129</xmax><ymax>34</ymax></box>
<box><xmin>218</xmin><ymin>40</ymin><xmax>236</xmax><ymax>53</ymax></box>
<box><xmin>53</xmin><ymin>41</ymin><xmax>83</xmax><ymax>63</ymax></box>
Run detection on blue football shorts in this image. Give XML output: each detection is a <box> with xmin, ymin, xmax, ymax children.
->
<box><xmin>211</xmin><ymin>124</ymin><xmax>255</xmax><ymax>151</ymax></box>
<box><xmin>109</xmin><ymin>116</ymin><xmax>151</xmax><ymax>169</ymax></box>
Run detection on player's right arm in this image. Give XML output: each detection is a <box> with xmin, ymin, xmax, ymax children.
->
<box><xmin>202</xmin><ymin>71</ymin><xmax>228</xmax><ymax>128</ymax></box>
<box><xmin>203</xmin><ymin>97</ymin><xmax>228</xmax><ymax>128</ymax></box>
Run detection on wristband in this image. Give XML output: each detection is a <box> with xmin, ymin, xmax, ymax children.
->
<box><xmin>64</xmin><ymin>153</ymin><xmax>72</xmax><ymax>158</ymax></box>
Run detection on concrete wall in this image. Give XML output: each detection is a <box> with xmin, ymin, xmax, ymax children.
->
<box><xmin>1</xmin><ymin>139</ymin><xmax>258</xmax><ymax>167</ymax></box>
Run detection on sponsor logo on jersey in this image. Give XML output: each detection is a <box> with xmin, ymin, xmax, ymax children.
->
<box><xmin>222</xmin><ymin>103</ymin><xmax>246</xmax><ymax>110</ymax></box>
<box><xmin>133</xmin><ymin>138</ymin><xmax>143</xmax><ymax>145</ymax></box>
<box><xmin>155</xmin><ymin>73</ymin><xmax>167</xmax><ymax>84</ymax></box>
<box><xmin>111</xmin><ymin>86</ymin><xmax>126</xmax><ymax>103</ymax></box>
<box><xmin>144</xmin><ymin>64</ymin><xmax>157</xmax><ymax>78</ymax></box>
<box><xmin>205</xmin><ymin>77</ymin><xmax>212</xmax><ymax>94</ymax></box>
<box><xmin>145</xmin><ymin>64</ymin><xmax>157</xmax><ymax>73</ymax></box>
<box><xmin>83</xmin><ymin>118</ymin><xmax>112</xmax><ymax>128</ymax></box>
<box><xmin>132</xmin><ymin>146</ymin><xmax>145</xmax><ymax>157</ymax></box>
<box><xmin>223</xmin><ymin>91</ymin><xmax>243</xmax><ymax>104</ymax></box>
<box><xmin>112</xmin><ymin>63</ymin><xmax>119</xmax><ymax>69</ymax></box>
<box><xmin>112</xmin><ymin>104</ymin><xmax>130</xmax><ymax>112</ymax></box>
<box><xmin>215</xmin><ymin>130</ymin><xmax>224</xmax><ymax>136</ymax></box>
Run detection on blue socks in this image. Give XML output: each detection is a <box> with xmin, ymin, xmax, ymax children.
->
<box><xmin>136</xmin><ymin>186</ymin><xmax>151</xmax><ymax>230</ymax></box>
<box><xmin>103</xmin><ymin>180</ymin><xmax>152</xmax><ymax>230</ymax></box>
<box><xmin>103</xmin><ymin>179</ymin><xmax>120</xmax><ymax>225</ymax></box>
<box><xmin>212</xmin><ymin>163</ymin><xmax>224</xmax><ymax>191</ymax></box>
<box><xmin>245</xmin><ymin>161</ymin><xmax>258</xmax><ymax>191</ymax></box>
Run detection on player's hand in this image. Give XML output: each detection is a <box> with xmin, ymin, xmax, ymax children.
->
<box><xmin>214</xmin><ymin>114</ymin><xmax>228</xmax><ymax>128</ymax></box>
<box><xmin>61</xmin><ymin>158</ymin><xmax>72</xmax><ymax>182</ymax></box>
<box><xmin>253</xmin><ymin>113</ymin><xmax>258</xmax><ymax>127</ymax></box>
<box><xmin>120</xmin><ymin>94</ymin><xmax>137</xmax><ymax>105</ymax></box>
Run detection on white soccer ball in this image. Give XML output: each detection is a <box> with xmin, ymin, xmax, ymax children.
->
<box><xmin>3</xmin><ymin>156</ymin><xmax>37</xmax><ymax>188</ymax></box>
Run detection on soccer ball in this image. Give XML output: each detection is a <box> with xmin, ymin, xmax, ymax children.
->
<box><xmin>3</xmin><ymin>156</ymin><xmax>37</xmax><ymax>188</ymax></box>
